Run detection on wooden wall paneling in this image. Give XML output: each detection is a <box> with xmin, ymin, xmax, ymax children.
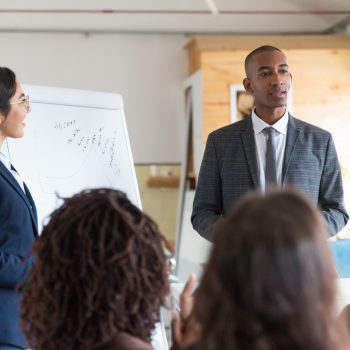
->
<box><xmin>186</xmin><ymin>35</ymin><xmax>350</xmax><ymax>52</ymax></box>
<box><xmin>185</xmin><ymin>39</ymin><xmax>201</xmax><ymax>75</ymax></box>
<box><xmin>201</xmin><ymin>50</ymin><xmax>248</xmax><ymax>139</ymax></box>
<box><xmin>203</xmin><ymin>103</ymin><xmax>231</xmax><ymax>139</ymax></box>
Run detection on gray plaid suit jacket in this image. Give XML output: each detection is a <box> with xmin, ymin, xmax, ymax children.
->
<box><xmin>191</xmin><ymin>114</ymin><xmax>348</xmax><ymax>240</ymax></box>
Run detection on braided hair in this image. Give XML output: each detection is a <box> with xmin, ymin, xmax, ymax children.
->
<box><xmin>21</xmin><ymin>188</ymin><xmax>169</xmax><ymax>350</ymax></box>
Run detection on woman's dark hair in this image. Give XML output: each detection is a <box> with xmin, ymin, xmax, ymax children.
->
<box><xmin>21</xmin><ymin>188</ymin><xmax>169</xmax><ymax>350</ymax></box>
<box><xmin>0</xmin><ymin>67</ymin><xmax>17</xmax><ymax>116</ymax></box>
<box><xmin>194</xmin><ymin>189</ymin><xmax>340</xmax><ymax>350</ymax></box>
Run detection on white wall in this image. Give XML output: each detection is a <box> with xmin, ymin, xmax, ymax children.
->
<box><xmin>0</xmin><ymin>32</ymin><xmax>188</xmax><ymax>163</ymax></box>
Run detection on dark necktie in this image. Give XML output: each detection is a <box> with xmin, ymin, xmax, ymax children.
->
<box><xmin>264</xmin><ymin>127</ymin><xmax>277</xmax><ymax>188</ymax></box>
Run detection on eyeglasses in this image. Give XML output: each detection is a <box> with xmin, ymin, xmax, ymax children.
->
<box><xmin>10</xmin><ymin>95</ymin><xmax>30</xmax><ymax>112</ymax></box>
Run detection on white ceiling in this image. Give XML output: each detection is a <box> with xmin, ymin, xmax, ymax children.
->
<box><xmin>0</xmin><ymin>0</ymin><xmax>349</xmax><ymax>34</ymax></box>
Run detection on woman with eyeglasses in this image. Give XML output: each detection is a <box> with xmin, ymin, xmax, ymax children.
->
<box><xmin>0</xmin><ymin>67</ymin><xmax>37</xmax><ymax>350</ymax></box>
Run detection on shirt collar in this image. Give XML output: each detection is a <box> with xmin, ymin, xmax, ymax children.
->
<box><xmin>0</xmin><ymin>152</ymin><xmax>11</xmax><ymax>171</ymax></box>
<box><xmin>252</xmin><ymin>108</ymin><xmax>289</xmax><ymax>135</ymax></box>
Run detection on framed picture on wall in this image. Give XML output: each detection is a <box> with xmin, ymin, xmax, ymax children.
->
<box><xmin>230</xmin><ymin>84</ymin><xmax>294</xmax><ymax>123</ymax></box>
<box><xmin>230</xmin><ymin>84</ymin><xmax>254</xmax><ymax>123</ymax></box>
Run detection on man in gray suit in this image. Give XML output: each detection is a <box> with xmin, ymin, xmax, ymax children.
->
<box><xmin>192</xmin><ymin>45</ymin><xmax>348</xmax><ymax>241</ymax></box>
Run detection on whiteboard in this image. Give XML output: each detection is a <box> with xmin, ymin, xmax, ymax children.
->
<box><xmin>5</xmin><ymin>85</ymin><xmax>141</xmax><ymax>232</ymax></box>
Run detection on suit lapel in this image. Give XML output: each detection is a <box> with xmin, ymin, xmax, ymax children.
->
<box><xmin>240</xmin><ymin>117</ymin><xmax>260</xmax><ymax>189</ymax></box>
<box><xmin>282</xmin><ymin>115</ymin><xmax>301</xmax><ymax>183</ymax></box>
<box><xmin>24</xmin><ymin>183</ymin><xmax>38</xmax><ymax>234</ymax></box>
<box><xmin>0</xmin><ymin>161</ymin><xmax>26</xmax><ymax>200</ymax></box>
<box><xmin>0</xmin><ymin>161</ymin><xmax>38</xmax><ymax>234</ymax></box>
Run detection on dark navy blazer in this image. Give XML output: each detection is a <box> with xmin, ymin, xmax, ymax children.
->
<box><xmin>0</xmin><ymin>161</ymin><xmax>38</xmax><ymax>348</ymax></box>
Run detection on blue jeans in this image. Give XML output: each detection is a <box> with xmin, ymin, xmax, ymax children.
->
<box><xmin>0</xmin><ymin>345</ymin><xmax>24</xmax><ymax>350</ymax></box>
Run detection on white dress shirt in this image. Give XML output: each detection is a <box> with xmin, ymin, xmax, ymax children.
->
<box><xmin>251</xmin><ymin>109</ymin><xmax>289</xmax><ymax>191</ymax></box>
<box><xmin>0</xmin><ymin>151</ymin><xmax>25</xmax><ymax>192</ymax></box>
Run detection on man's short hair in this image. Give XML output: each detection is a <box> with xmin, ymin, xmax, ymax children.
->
<box><xmin>244</xmin><ymin>45</ymin><xmax>284</xmax><ymax>75</ymax></box>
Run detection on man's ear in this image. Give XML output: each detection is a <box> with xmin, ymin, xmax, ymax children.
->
<box><xmin>243</xmin><ymin>77</ymin><xmax>252</xmax><ymax>93</ymax></box>
<box><xmin>0</xmin><ymin>114</ymin><xmax>5</xmax><ymax>125</ymax></box>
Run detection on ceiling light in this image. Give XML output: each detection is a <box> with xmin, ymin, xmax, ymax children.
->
<box><xmin>205</xmin><ymin>0</ymin><xmax>219</xmax><ymax>15</ymax></box>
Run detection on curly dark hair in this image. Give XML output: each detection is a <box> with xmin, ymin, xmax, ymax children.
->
<box><xmin>194</xmin><ymin>189</ymin><xmax>341</xmax><ymax>350</ymax></box>
<box><xmin>20</xmin><ymin>188</ymin><xmax>169</xmax><ymax>350</ymax></box>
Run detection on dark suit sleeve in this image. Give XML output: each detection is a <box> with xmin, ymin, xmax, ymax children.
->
<box><xmin>319</xmin><ymin>135</ymin><xmax>348</xmax><ymax>235</ymax></box>
<box><xmin>191</xmin><ymin>133</ymin><xmax>223</xmax><ymax>241</ymax></box>
<box><xmin>0</xmin><ymin>168</ymin><xmax>37</xmax><ymax>290</ymax></box>
<box><xmin>0</xmin><ymin>252</ymin><xmax>33</xmax><ymax>288</ymax></box>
